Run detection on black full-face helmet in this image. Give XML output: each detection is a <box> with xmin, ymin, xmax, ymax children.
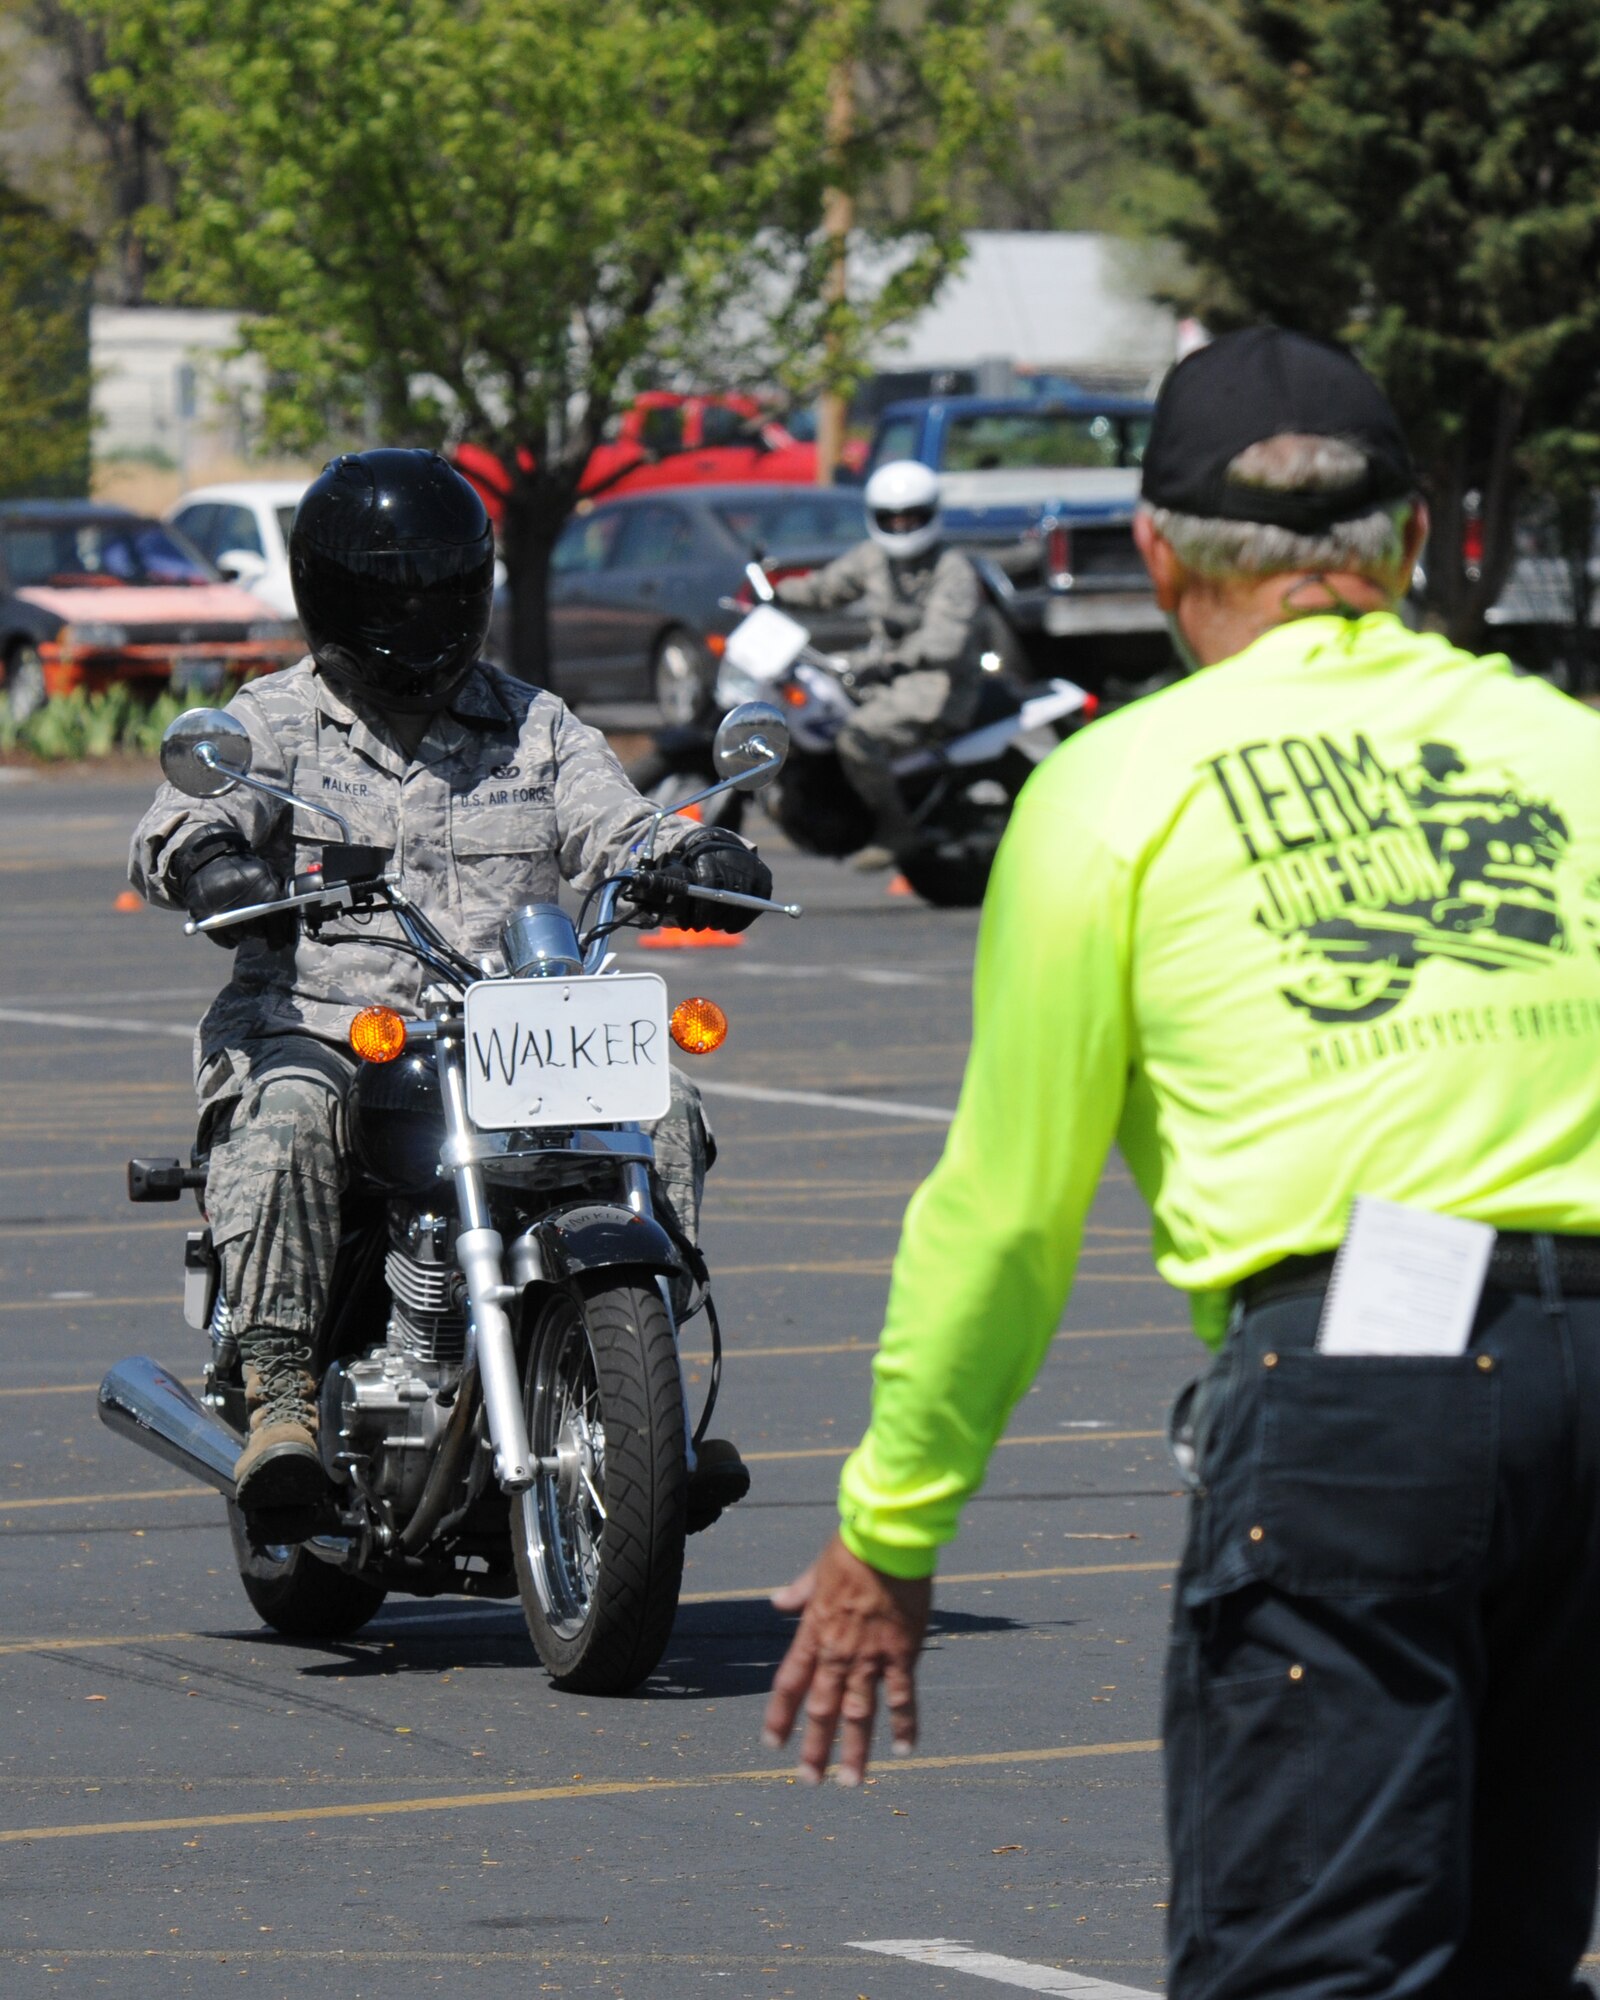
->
<box><xmin>289</xmin><ymin>449</ymin><xmax>496</xmax><ymax>713</ymax></box>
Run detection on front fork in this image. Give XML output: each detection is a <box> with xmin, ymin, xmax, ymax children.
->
<box><xmin>436</xmin><ymin>1036</ymin><xmax>535</xmax><ymax>1491</ymax></box>
<box><xmin>436</xmin><ymin>1042</ymin><xmax>699</xmax><ymax>1492</ymax></box>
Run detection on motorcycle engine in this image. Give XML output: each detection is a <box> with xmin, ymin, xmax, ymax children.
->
<box><xmin>322</xmin><ymin>1209</ymin><xmax>466</xmax><ymax>1518</ymax></box>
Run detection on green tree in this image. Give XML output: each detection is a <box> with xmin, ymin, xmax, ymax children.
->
<box><xmin>0</xmin><ymin>184</ymin><xmax>93</xmax><ymax>498</ymax></box>
<box><xmin>1062</xmin><ymin>0</ymin><xmax>1600</xmax><ymax>650</ymax></box>
<box><xmin>80</xmin><ymin>0</ymin><xmax>1006</xmax><ymax>677</ymax></box>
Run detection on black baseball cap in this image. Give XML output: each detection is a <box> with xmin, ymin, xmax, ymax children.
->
<box><xmin>1140</xmin><ymin>327</ymin><xmax>1416</xmax><ymax>532</ymax></box>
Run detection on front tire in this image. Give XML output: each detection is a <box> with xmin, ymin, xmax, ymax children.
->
<box><xmin>227</xmin><ymin>1503</ymin><xmax>388</xmax><ymax>1639</ymax></box>
<box><xmin>652</xmin><ymin>630</ymin><xmax>714</xmax><ymax>728</ymax></box>
<box><xmin>514</xmin><ymin>1275</ymin><xmax>687</xmax><ymax>1694</ymax></box>
<box><xmin>896</xmin><ymin>752</ymin><xmax>1033</xmax><ymax>908</ymax></box>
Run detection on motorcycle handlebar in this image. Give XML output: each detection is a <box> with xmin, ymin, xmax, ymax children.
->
<box><xmin>185</xmin><ymin>868</ymin><xmax>802</xmax><ymax>948</ymax></box>
<box><xmin>183</xmin><ymin>881</ymin><xmax>365</xmax><ymax>935</ymax></box>
<box><xmin>674</xmin><ymin>883</ymin><xmax>803</xmax><ymax>919</ymax></box>
<box><xmin>620</xmin><ymin>872</ymin><xmax>802</xmax><ymax>921</ymax></box>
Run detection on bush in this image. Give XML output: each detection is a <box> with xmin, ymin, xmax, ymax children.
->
<box><xmin>0</xmin><ymin>684</ymin><xmax>232</xmax><ymax>761</ymax></box>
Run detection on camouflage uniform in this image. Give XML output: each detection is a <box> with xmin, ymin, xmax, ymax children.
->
<box><xmin>130</xmin><ymin>659</ymin><xmax>711</xmax><ymax>1381</ymax></box>
<box><xmin>776</xmin><ymin>541</ymin><xmax>984</xmax><ymax>842</ymax></box>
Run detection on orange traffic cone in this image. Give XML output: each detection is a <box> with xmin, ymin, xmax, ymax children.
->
<box><xmin>113</xmin><ymin>889</ymin><xmax>143</xmax><ymax>911</ymax></box>
<box><xmin>887</xmin><ymin>874</ymin><xmax>914</xmax><ymax>898</ymax></box>
<box><xmin>638</xmin><ymin>926</ymin><xmax>745</xmax><ymax>950</ymax></box>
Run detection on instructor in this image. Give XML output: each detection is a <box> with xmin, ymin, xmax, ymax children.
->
<box><xmin>765</xmin><ymin>328</ymin><xmax>1600</xmax><ymax>1997</ymax></box>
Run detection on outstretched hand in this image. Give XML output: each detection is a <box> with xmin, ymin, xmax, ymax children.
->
<box><xmin>762</xmin><ymin>1533</ymin><xmax>932</xmax><ymax>1787</ymax></box>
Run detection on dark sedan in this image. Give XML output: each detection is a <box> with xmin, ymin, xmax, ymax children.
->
<box><xmin>546</xmin><ymin>484</ymin><xmax>869</xmax><ymax>723</ymax></box>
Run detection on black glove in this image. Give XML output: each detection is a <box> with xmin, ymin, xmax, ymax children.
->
<box><xmin>631</xmin><ymin>827</ymin><xmax>774</xmax><ymax>934</ymax></box>
<box><xmin>170</xmin><ymin>829</ymin><xmax>291</xmax><ymax>950</ymax></box>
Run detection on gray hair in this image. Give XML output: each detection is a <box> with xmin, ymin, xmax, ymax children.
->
<box><xmin>1141</xmin><ymin>434</ymin><xmax>1411</xmax><ymax>579</ymax></box>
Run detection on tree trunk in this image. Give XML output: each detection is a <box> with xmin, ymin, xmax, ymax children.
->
<box><xmin>501</xmin><ymin>464</ymin><xmax>582</xmax><ymax>691</ymax></box>
<box><xmin>1559</xmin><ymin>491</ymin><xmax>1598</xmax><ymax>695</ymax></box>
<box><xmin>1421</xmin><ymin>383</ymin><xmax>1522</xmax><ymax>652</ymax></box>
<box><xmin>1461</xmin><ymin>384</ymin><xmax>1523</xmax><ymax>644</ymax></box>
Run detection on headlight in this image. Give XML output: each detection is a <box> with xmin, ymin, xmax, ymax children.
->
<box><xmin>247</xmin><ymin>619</ymin><xmax>301</xmax><ymax>643</ymax></box>
<box><xmin>60</xmin><ymin>622</ymin><xmax>129</xmax><ymax>650</ymax></box>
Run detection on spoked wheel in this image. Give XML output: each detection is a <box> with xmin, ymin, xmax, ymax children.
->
<box><xmin>514</xmin><ymin>1276</ymin><xmax>687</xmax><ymax>1694</ymax></box>
<box><xmin>896</xmin><ymin>752</ymin><xmax>1033</xmax><ymax>908</ymax></box>
<box><xmin>226</xmin><ymin>1502</ymin><xmax>388</xmax><ymax>1639</ymax></box>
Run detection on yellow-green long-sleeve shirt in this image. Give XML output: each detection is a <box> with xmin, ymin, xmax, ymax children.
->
<box><xmin>839</xmin><ymin>612</ymin><xmax>1600</xmax><ymax>1578</ymax></box>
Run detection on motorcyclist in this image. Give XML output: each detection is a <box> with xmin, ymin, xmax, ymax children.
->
<box><xmin>129</xmin><ymin>449</ymin><xmax>771</xmax><ymax>1537</ymax></box>
<box><xmin>774</xmin><ymin>459</ymin><xmax>984</xmax><ymax>866</ymax></box>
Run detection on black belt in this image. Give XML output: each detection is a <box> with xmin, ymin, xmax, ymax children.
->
<box><xmin>1239</xmin><ymin>1230</ymin><xmax>1600</xmax><ymax>1314</ymax></box>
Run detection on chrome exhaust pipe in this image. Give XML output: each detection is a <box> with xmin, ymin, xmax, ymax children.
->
<box><xmin>97</xmin><ymin>1356</ymin><xmax>240</xmax><ymax>1498</ymax></box>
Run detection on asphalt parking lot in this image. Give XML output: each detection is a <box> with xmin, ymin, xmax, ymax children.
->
<box><xmin>0</xmin><ymin>763</ymin><xmax>1196</xmax><ymax>1999</ymax></box>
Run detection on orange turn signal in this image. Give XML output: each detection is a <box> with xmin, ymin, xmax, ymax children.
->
<box><xmin>350</xmin><ymin>1005</ymin><xmax>407</xmax><ymax>1063</ymax></box>
<box><xmin>670</xmin><ymin>996</ymin><xmax>728</xmax><ymax>1055</ymax></box>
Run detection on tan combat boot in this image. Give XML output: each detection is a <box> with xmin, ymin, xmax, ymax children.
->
<box><xmin>235</xmin><ymin>1345</ymin><xmax>329</xmax><ymax>1532</ymax></box>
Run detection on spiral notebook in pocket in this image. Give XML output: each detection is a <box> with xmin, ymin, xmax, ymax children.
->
<box><xmin>1315</xmin><ymin>1197</ymin><xmax>1496</xmax><ymax>1358</ymax></box>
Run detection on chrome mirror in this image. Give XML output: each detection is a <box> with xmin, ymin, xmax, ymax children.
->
<box><xmin>160</xmin><ymin>708</ymin><xmax>252</xmax><ymax>799</ymax></box>
<box><xmin>713</xmin><ymin>702</ymin><xmax>789</xmax><ymax>793</ymax></box>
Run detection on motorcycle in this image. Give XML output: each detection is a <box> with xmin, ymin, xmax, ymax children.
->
<box><xmin>630</xmin><ymin>563</ymin><xmax>1096</xmax><ymax>907</ymax></box>
<box><xmin>98</xmin><ymin>700</ymin><xmax>799</xmax><ymax>1694</ymax></box>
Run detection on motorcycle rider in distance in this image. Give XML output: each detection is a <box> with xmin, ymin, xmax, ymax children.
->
<box><xmin>128</xmin><ymin>449</ymin><xmax>771</xmax><ymax>1541</ymax></box>
<box><xmin>773</xmin><ymin>459</ymin><xmax>985</xmax><ymax>869</ymax></box>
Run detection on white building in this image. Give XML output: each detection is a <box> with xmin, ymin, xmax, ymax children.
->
<box><xmin>90</xmin><ymin>307</ymin><xmax>266</xmax><ymax>469</ymax></box>
<box><xmin>867</xmin><ymin>231</ymin><xmax>1179</xmax><ymax>395</ymax></box>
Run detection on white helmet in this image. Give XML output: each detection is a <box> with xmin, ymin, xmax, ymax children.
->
<box><xmin>864</xmin><ymin>458</ymin><xmax>942</xmax><ymax>559</ymax></box>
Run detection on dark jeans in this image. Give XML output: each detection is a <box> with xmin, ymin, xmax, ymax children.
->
<box><xmin>1165</xmin><ymin>1264</ymin><xmax>1600</xmax><ymax>1999</ymax></box>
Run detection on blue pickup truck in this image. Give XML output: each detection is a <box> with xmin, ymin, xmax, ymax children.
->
<box><xmin>865</xmin><ymin>391</ymin><xmax>1168</xmax><ymax>676</ymax></box>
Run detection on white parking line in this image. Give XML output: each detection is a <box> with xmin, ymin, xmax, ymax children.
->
<box><xmin>710</xmin><ymin>959</ymin><xmax>959</xmax><ymax>989</ymax></box>
<box><xmin>851</xmin><ymin>1939</ymin><xmax>1160</xmax><ymax>1998</ymax></box>
<box><xmin>0</xmin><ymin>1004</ymin><xmax>958</xmax><ymax>1125</ymax></box>
<box><xmin>694</xmin><ymin>1078</ymin><xmax>955</xmax><ymax>1123</ymax></box>
<box><xmin>0</xmin><ymin>1007</ymin><xmax>190</xmax><ymax>1040</ymax></box>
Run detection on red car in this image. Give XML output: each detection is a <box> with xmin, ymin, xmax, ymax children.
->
<box><xmin>453</xmin><ymin>392</ymin><xmax>863</xmax><ymax>528</ymax></box>
<box><xmin>0</xmin><ymin>502</ymin><xmax>301</xmax><ymax>720</ymax></box>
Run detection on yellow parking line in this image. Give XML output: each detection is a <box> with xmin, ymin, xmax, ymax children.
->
<box><xmin>715</xmin><ymin>1259</ymin><xmax>1165</xmax><ymax>1281</ymax></box>
<box><xmin>679</xmin><ymin>1559</ymin><xmax>1171</xmax><ymax>1603</ymax></box>
<box><xmin>0</xmin><ymin>1296</ymin><xmax>170</xmax><ymax>1315</ymax></box>
<box><xmin>682</xmin><ymin>1325</ymin><xmax>1186</xmax><ymax>1362</ymax></box>
<box><xmin>0</xmin><ymin>1426</ymin><xmax>1165</xmax><ymax>1514</ymax></box>
<box><xmin>0</xmin><ymin>1738</ymin><xmax>1161</xmax><ymax>1845</ymax></box>
<box><xmin>745</xmin><ymin>1429</ymin><xmax>1161</xmax><ymax>1463</ymax></box>
<box><xmin>0</xmin><ymin>1559</ymin><xmax>1175</xmax><ymax>1661</ymax></box>
<box><xmin>0</xmin><ymin>1382</ymin><xmax>103</xmax><ymax>1398</ymax></box>
<box><xmin>0</xmin><ymin>1218</ymin><xmax>177</xmax><ymax>1239</ymax></box>
<box><xmin>0</xmin><ymin>1629</ymin><xmax>215</xmax><ymax>1658</ymax></box>
<box><xmin>0</xmin><ymin>1426</ymin><xmax>1167</xmax><ymax>1516</ymax></box>
<box><xmin>715</xmin><ymin>1258</ymin><xmax>894</xmax><ymax>1275</ymax></box>
<box><xmin>0</xmin><ymin>1487</ymin><xmax>214</xmax><ymax>1513</ymax></box>
<box><xmin>0</xmin><ymin>1325</ymin><xmax>1188</xmax><ymax>1397</ymax></box>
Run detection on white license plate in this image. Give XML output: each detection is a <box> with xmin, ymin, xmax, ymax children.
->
<box><xmin>170</xmin><ymin>656</ymin><xmax>228</xmax><ymax>695</ymax></box>
<box><xmin>1042</xmin><ymin>595</ymin><xmax>1164</xmax><ymax>637</ymax></box>
<box><xmin>723</xmin><ymin>604</ymin><xmax>809</xmax><ymax>681</ymax></box>
<box><xmin>462</xmin><ymin>974</ymin><xmax>671</xmax><ymax>1130</ymax></box>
